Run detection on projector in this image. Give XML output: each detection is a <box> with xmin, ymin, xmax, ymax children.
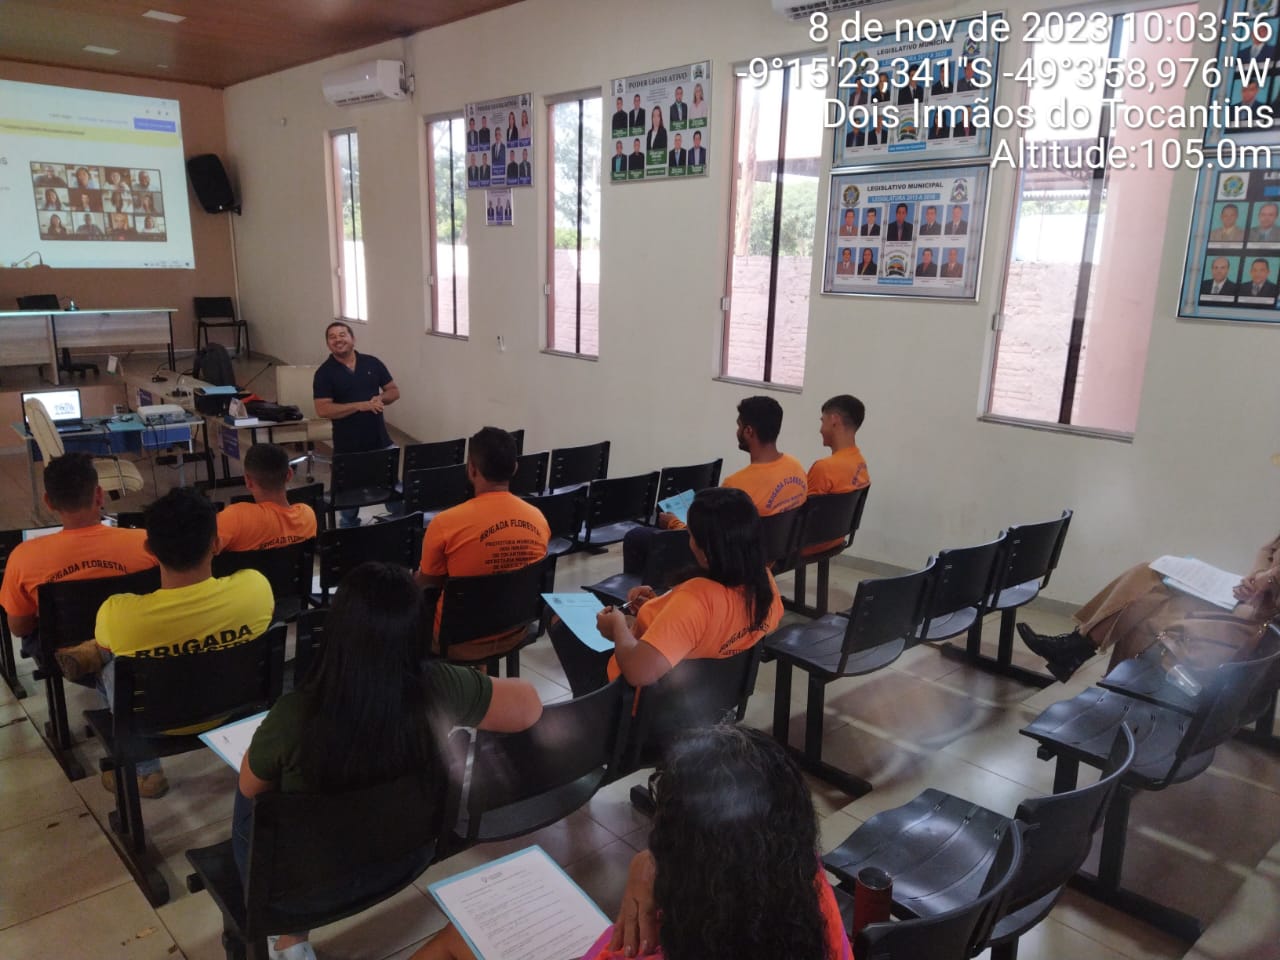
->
<box><xmin>137</xmin><ymin>403</ymin><xmax>187</xmax><ymax>424</ymax></box>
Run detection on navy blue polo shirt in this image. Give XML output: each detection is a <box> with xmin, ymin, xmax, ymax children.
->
<box><xmin>312</xmin><ymin>352</ymin><xmax>393</xmax><ymax>453</ymax></box>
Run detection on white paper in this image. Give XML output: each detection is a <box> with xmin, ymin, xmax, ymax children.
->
<box><xmin>198</xmin><ymin>710</ymin><xmax>267</xmax><ymax>771</ymax></box>
<box><xmin>657</xmin><ymin>488</ymin><xmax>695</xmax><ymax>525</ymax></box>
<box><xmin>1149</xmin><ymin>555</ymin><xmax>1242</xmax><ymax>610</ymax></box>
<box><xmin>541</xmin><ymin>593</ymin><xmax>612</xmax><ymax>653</ymax></box>
<box><xmin>429</xmin><ymin>846</ymin><xmax>608</xmax><ymax>960</ymax></box>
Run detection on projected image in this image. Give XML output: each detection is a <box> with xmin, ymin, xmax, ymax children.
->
<box><xmin>30</xmin><ymin>162</ymin><xmax>167</xmax><ymax>241</ymax></box>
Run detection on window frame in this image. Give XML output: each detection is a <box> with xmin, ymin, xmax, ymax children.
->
<box><xmin>544</xmin><ymin>88</ymin><xmax>602</xmax><ymax>360</ymax></box>
<box><xmin>328</xmin><ymin>126</ymin><xmax>367</xmax><ymax>323</ymax></box>
<box><xmin>717</xmin><ymin>53</ymin><xmax>813</xmax><ymax>394</ymax></box>
<box><xmin>424</xmin><ymin>112</ymin><xmax>469</xmax><ymax>340</ymax></box>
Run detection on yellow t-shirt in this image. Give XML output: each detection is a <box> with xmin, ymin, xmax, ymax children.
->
<box><xmin>419</xmin><ymin>491</ymin><xmax>551</xmax><ymax>653</ymax></box>
<box><xmin>804</xmin><ymin>445</ymin><xmax>870</xmax><ymax>554</ymax></box>
<box><xmin>0</xmin><ymin>525</ymin><xmax>157</xmax><ymax>621</ymax></box>
<box><xmin>217</xmin><ymin>501</ymin><xmax>317</xmax><ymax>553</ymax></box>
<box><xmin>95</xmin><ymin>569</ymin><xmax>274</xmax><ymax>659</ymax></box>
<box><xmin>606</xmin><ymin>573</ymin><xmax>783</xmax><ymax>681</ymax></box>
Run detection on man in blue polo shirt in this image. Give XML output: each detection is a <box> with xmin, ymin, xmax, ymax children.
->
<box><xmin>312</xmin><ymin>321</ymin><xmax>399</xmax><ymax>527</ymax></box>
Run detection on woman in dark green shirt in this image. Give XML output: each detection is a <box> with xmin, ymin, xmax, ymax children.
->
<box><xmin>234</xmin><ymin>562</ymin><xmax>542</xmax><ymax>960</ymax></box>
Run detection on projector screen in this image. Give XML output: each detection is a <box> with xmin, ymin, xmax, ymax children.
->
<box><xmin>0</xmin><ymin>79</ymin><xmax>195</xmax><ymax>270</ymax></box>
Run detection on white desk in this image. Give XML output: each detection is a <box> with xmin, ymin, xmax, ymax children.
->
<box><xmin>0</xmin><ymin>308</ymin><xmax>176</xmax><ymax>384</ymax></box>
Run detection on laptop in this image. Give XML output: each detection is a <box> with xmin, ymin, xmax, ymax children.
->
<box><xmin>22</xmin><ymin>389</ymin><xmax>86</xmax><ymax>433</ymax></box>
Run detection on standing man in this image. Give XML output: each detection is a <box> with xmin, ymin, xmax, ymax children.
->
<box><xmin>313</xmin><ymin>321</ymin><xmax>399</xmax><ymax>527</ymax></box>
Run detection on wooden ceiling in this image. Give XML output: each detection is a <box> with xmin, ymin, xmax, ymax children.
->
<box><xmin>0</xmin><ymin>0</ymin><xmax>522</xmax><ymax>88</ymax></box>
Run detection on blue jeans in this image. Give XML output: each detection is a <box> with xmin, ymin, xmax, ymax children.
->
<box><xmin>338</xmin><ymin>507</ymin><xmax>361</xmax><ymax>528</ymax></box>
<box><xmin>96</xmin><ymin>653</ymin><xmax>162</xmax><ymax>776</ymax></box>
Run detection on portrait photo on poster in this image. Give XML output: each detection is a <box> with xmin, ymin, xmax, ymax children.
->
<box><xmin>1203</xmin><ymin>0</ymin><xmax>1280</xmax><ymax>150</ymax></box>
<box><xmin>609</xmin><ymin>61</ymin><xmax>711</xmax><ymax>183</ymax></box>
<box><xmin>465</xmin><ymin>92</ymin><xmax>534</xmax><ymax>189</ymax></box>
<box><xmin>1178</xmin><ymin>160</ymin><xmax>1280</xmax><ymax>322</ymax></box>
<box><xmin>823</xmin><ymin>162</ymin><xmax>989</xmax><ymax>300</ymax></box>
<box><xmin>485</xmin><ymin>188</ymin><xmax>513</xmax><ymax>227</ymax></box>
<box><xmin>830</xmin><ymin>16</ymin><xmax>1001</xmax><ymax>170</ymax></box>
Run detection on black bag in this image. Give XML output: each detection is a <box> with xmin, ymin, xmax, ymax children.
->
<box><xmin>245</xmin><ymin>400</ymin><xmax>304</xmax><ymax>422</ymax></box>
<box><xmin>192</xmin><ymin>343</ymin><xmax>237</xmax><ymax>387</ymax></box>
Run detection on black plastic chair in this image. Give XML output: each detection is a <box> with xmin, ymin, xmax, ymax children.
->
<box><xmin>36</xmin><ymin>567</ymin><xmax>163</xmax><ymax>780</ymax></box>
<box><xmin>402</xmin><ymin>438</ymin><xmax>466</xmax><ymax>476</ymax></box>
<box><xmin>913</xmin><ymin>535</ymin><xmax>1006</xmax><ymax>646</ymax></box>
<box><xmin>315</xmin><ymin>512</ymin><xmax>423</xmax><ymax>605</ymax></box>
<box><xmin>194</xmin><ymin>295</ymin><xmax>250</xmax><ymax>357</ymax></box>
<box><xmin>655</xmin><ymin>459</ymin><xmax>722</xmax><ymax>514</ymax></box>
<box><xmin>324</xmin><ymin>447</ymin><xmax>400</xmax><ymax>529</ymax></box>
<box><xmin>582</xmin><ymin>529</ymin><xmax>695</xmax><ymax>607</ymax></box>
<box><xmin>1019</xmin><ymin>628</ymin><xmax>1280</xmax><ymax>942</ymax></box>
<box><xmin>848</xmin><ymin>823</ymin><xmax>1025</xmax><ymax>960</ymax></box>
<box><xmin>429</xmin><ymin>555</ymin><xmax>557</xmax><ymax>676</ymax></box>
<box><xmin>826</xmin><ymin>727</ymin><xmax>1135</xmax><ymax>960</ymax></box>
<box><xmin>581</xmin><ymin>471</ymin><xmax>660</xmax><ymax>551</ymax></box>
<box><xmin>112</xmin><ymin>511</ymin><xmax>148</xmax><ymax>529</ymax></box>
<box><xmin>19</xmin><ymin>293</ymin><xmax>99</xmax><ymax>377</ymax></box>
<box><xmin>85</xmin><ymin>623</ymin><xmax>287</xmax><ymax>906</ymax></box>
<box><xmin>186</xmin><ymin>771</ymin><xmax>450</xmax><ymax>960</ymax></box>
<box><xmin>766</xmin><ymin>562</ymin><xmax>934</xmax><ymax>797</ymax></box>
<box><xmin>0</xmin><ymin>529</ymin><xmax>28</xmax><ymax>700</ymax></box>
<box><xmin>509</xmin><ymin>450</ymin><xmax>550</xmax><ymax>496</ymax></box>
<box><xmin>524</xmin><ymin>488</ymin><xmax>587</xmax><ymax>558</ymax></box>
<box><xmin>212</xmin><ymin>540</ymin><xmax>316</xmax><ymax>622</ymax></box>
<box><xmin>292</xmin><ymin>607</ymin><xmax>328</xmax><ymax>689</ymax></box>
<box><xmin>449</xmin><ymin>679</ymin><xmax>630</xmax><ymax>848</ymax></box>
<box><xmin>391</xmin><ymin>464</ymin><xmax>471</xmax><ymax>523</ymax></box>
<box><xmin>760</xmin><ymin>505</ymin><xmax>806</xmax><ymax>569</ymax></box>
<box><xmin>548</xmin><ymin>440</ymin><xmax>609</xmax><ymax>492</ymax></box>
<box><xmin>785</xmin><ymin>487</ymin><xmax>870</xmax><ymax>617</ymax></box>
<box><xmin>942</xmin><ymin>510</ymin><xmax>1072</xmax><ymax>687</ymax></box>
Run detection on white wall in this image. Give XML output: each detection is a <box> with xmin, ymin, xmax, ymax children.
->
<box><xmin>224</xmin><ymin>0</ymin><xmax>1280</xmax><ymax>604</ymax></box>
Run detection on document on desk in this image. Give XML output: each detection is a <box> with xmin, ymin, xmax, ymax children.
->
<box><xmin>198</xmin><ymin>711</ymin><xmax>267</xmax><ymax>771</ymax></box>
<box><xmin>542</xmin><ymin>593</ymin><xmax>612</xmax><ymax>651</ymax></box>
<box><xmin>428</xmin><ymin>845</ymin><xmax>608</xmax><ymax>960</ymax></box>
<box><xmin>657</xmin><ymin>488</ymin><xmax>695</xmax><ymax>525</ymax></box>
<box><xmin>1149</xmin><ymin>556</ymin><xmax>1242</xmax><ymax>610</ymax></box>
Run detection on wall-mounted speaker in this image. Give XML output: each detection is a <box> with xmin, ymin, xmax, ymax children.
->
<box><xmin>186</xmin><ymin>153</ymin><xmax>241</xmax><ymax>214</ymax></box>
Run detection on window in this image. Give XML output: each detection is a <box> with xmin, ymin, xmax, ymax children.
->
<box><xmin>722</xmin><ymin>61</ymin><xmax>825</xmax><ymax>388</ymax></box>
<box><xmin>986</xmin><ymin>4</ymin><xmax>1193</xmax><ymax>435</ymax></box>
<box><xmin>329</xmin><ymin>128</ymin><xmax>367</xmax><ymax>322</ymax></box>
<box><xmin>428</xmin><ymin>116</ymin><xmax>470</xmax><ymax>336</ymax></box>
<box><xmin>547</xmin><ymin>94</ymin><xmax>602</xmax><ymax>356</ymax></box>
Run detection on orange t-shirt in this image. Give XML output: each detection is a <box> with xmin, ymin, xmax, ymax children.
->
<box><xmin>217</xmin><ymin>501</ymin><xmax>317</xmax><ymax>553</ymax></box>
<box><xmin>420</xmin><ymin>491</ymin><xmax>551</xmax><ymax>650</ymax></box>
<box><xmin>0</xmin><ymin>525</ymin><xmax>157</xmax><ymax>621</ymax></box>
<box><xmin>663</xmin><ymin>454</ymin><xmax>808</xmax><ymax>531</ymax></box>
<box><xmin>606</xmin><ymin>573</ymin><xmax>782</xmax><ymax>681</ymax></box>
<box><xmin>805</xmin><ymin>445</ymin><xmax>870</xmax><ymax>554</ymax></box>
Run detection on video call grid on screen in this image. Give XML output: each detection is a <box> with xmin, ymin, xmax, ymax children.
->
<box><xmin>31</xmin><ymin>163</ymin><xmax>168</xmax><ymax>242</ymax></box>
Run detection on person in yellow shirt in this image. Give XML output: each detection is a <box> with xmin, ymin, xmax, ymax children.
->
<box><xmin>551</xmin><ymin>487</ymin><xmax>782</xmax><ymax>697</ymax></box>
<box><xmin>415</xmin><ymin>427</ymin><xmax>550</xmax><ymax>661</ymax></box>
<box><xmin>0</xmin><ymin>453</ymin><xmax>157</xmax><ymax>660</ymax></box>
<box><xmin>217</xmin><ymin>443</ymin><xmax>317</xmax><ymax>552</ymax></box>
<box><xmin>804</xmin><ymin>395</ymin><xmax>871</xmax><ymax>554</ymax></box>
<box><xmin>60</xmin><ymin>488</ymin><xmax>273</xmax><ymax>798</ymax></box>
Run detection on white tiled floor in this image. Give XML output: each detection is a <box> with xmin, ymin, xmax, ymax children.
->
<box><xmin>2</xmin><ymin>539</ymin><xmax>1277</xmax><ymax>958</ymax></box>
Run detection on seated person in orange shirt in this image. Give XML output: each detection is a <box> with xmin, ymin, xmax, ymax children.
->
<box><xmin>216</xmin><ymin>443</ymin><xmax>317</xmax><ymax>551</ymax></box>
<box><xmin>415</xmin><ymin>427</ymin><xmax>550</xmax><ymax>661</ymax></box>
<box><xmin>804</xmin><ymin>394</ymin><xmax>871</xmax><ymax>554</ymax></box>
<box><xmin>0</xmin><ymin>453</ymin><xmax>157</xmax><ymax>662</ymax></box>
<box><xmin>623</xmin><ymin>395</ymin><xmax>808</xmax><ymax>573</ymax></box>
<box><xmin>551</xmin><ymin>487</ymin><xmax>782</xmax><ymax>697</ymax></box>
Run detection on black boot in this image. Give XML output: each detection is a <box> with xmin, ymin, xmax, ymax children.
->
<box><xmin>1016</xmin><ymin>623</ymin><xmax>1095</xmax><ymax>682</ymax></box>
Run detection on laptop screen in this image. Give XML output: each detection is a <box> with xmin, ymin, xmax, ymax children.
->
<box><xmin>22</xmin><ymin>389</ymin><xmax>83</xmax><ymax>425</ymax></box>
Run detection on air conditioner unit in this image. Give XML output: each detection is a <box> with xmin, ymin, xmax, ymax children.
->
<box><xmin>322</xmin><ymin>60</ymin><xmax>407</xmax><ymax>106</ymax></box>
<box><xmin>772</xmin><ymin>0</ymin><xmax>892</xmax><ymax>20</ymax></box>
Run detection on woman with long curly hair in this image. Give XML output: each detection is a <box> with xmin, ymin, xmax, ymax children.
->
<box><xmin>413</xmin><ymin>724</ymin><xmax>850</xmax><ymax>960</ymax></box>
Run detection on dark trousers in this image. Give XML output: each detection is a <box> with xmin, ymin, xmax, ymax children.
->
<box><xmin>548</xmin><ymin>618</ymin><xmax>613</xmax><ymax>699</ymax></box>
<box><xmin>622</xmin><ymin>526</ymin><xmax>659</xmax><ymax>575</ymax></box>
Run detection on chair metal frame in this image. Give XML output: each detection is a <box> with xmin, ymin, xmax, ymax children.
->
<box><xmin>0</xmin><ymin>529</ymin><xmax>29</xmax><ymax>700</ymax></box>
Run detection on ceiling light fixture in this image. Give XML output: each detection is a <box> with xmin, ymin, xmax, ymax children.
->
<box><xmin>142</xmin><ymin>10</ymin><xmax>186</xmax><ymax>22</ymax></box>
<box><xmin>82</xmin><ymin>45</ymin><xmax>120</xmax><ymax>55</ymax></box>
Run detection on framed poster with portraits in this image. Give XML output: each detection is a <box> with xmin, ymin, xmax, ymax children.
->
<box><xmin>464</xmin><ymin>93</ymin><xmax>534</xmax><ymax>189</ymax></box>
<box><xmin>823</xmin><ymin>163</ymin><xmax>989</xmax><ymax>299</ymax></box>
<box><xmin>830</xmin><ymin>16</ymin><xmax>1001</xmax><ymax>169</ymax></box>
<box><xmin>1178</xmin><ymin>161</ymin><xmax>1280</xmax><ymax>322</ymax></box>
<box><xmin>608</xmin><ymin>61</ymin><xmax>711</xmax><ymax>183</ymax></box>
<box><xmin>1204</xmin><ymin>0</ymin><xmax>1280</xmax><ymax>149</ymax></box>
